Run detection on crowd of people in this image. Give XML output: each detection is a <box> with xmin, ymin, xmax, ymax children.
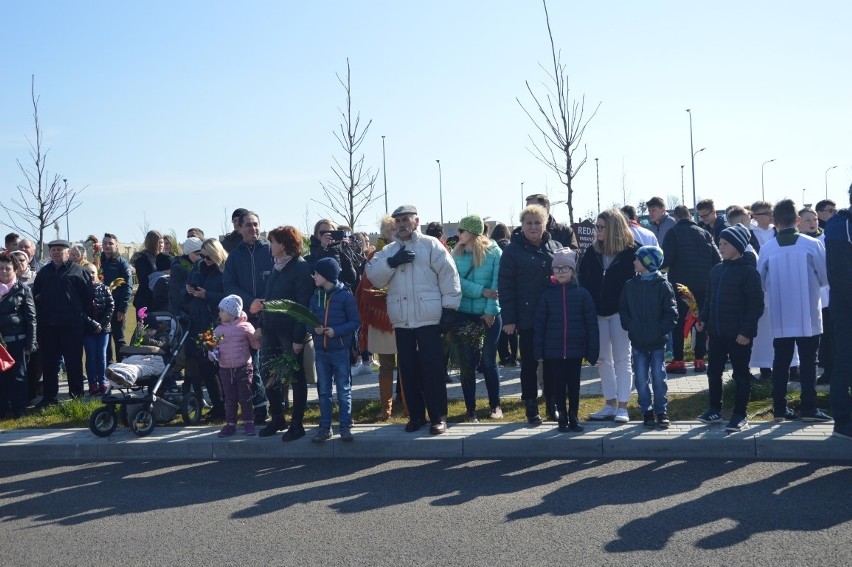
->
<box><xmin>1</xmin><ymin>188</ymin><xmax>851</xmax><ymax>442</ymax></box>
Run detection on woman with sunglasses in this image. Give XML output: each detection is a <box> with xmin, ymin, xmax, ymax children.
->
<box><xmin>185</xmin><ymin>239</ymin><xmax>228</xmax><ymax>420</ymax></box>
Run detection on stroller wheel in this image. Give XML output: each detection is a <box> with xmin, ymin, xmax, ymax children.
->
<box><xmin>130</xmin><ymin>409</ymin><xmax>156</xmax><ymax>437</ymax></box>
<box><xmin>181</xmin><ymin>394</ymin><xmax>202</xmax><ymax>425</ymax></box>
<box><xmin>89</xmin><ymin>406</ymin><xmax>118</xmax><ymax>437</ymax></box>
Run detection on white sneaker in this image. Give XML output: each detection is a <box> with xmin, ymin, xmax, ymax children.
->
<box><xmin>352</xmin><ymin>363</ymin><xmax>372</xmax><ymax>376</ymax></box>
<box><xmin>614</xmin><ymin>408</ymin><xmax>630</xmax><ymax>423</ymax></box>
<box><xmin>588</xmin><ymin>405</ymin><xmax>617</xmax><ymax>421</ymax></box>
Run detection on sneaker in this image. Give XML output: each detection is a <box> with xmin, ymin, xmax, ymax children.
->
<box><xmin>339</xmin><ymin>427</ymin><xmax>354</xmax><ymax>442</ymax></box>
<box><xmin>666</xmin><ymin>360</ymin><xmax>687</xmax><ymax>374</ymax></box>
<box><xmin>489</xmin><ymin>406</ymin><xmax>503</xmax><ymax>419</ymax></box>
<box><xmin>589</xmin><ymin>405</ymin><xmax>617</xmax><ymax>421</ymax></box>
<box><xmin>353</xmin><ymin>363</ymin><xmax>373</xmax><ymax>376</ymax></box>
<box><xmin>465</xmin><ymin>411</ymin><xmax>479</xmax><ymax>423</ymax></box>
<box><xmin>614</xmin><ymin>408</ymin><xmax>630</xmax><ymax>423</ymax></box>
<box><xmin>312</xmin><ymin>427</ymin><xmax>332</xmax><ymax>444</ymax></box>
<box><xmin>697</xmin><ymin>408</ymin><xmax>723</xmax><ymax>423</ymax></box>
<box><xmin>800</xmin><ymin>409</ymin><xmax>833</xmax><ymax>423</ymax></box>
<box><xmin>217</xmin><ymin>424</ymin><xmax>237</xmax><ymax>437</ymax></box>
<box><xmin>643</xmin><ymin>411</ymin><xmax>656</xmax><ymax>428</ymax></box>
<box><xmin>244</xmin><ymin>423</ymin><xmax>256</xmax><ymax>436</ymax></box>
<box><xmin>664</xmin><ymin>350</ymin><xmax>673</xmax><ymax>363</ymax></box>
<box><xmin>774</xmin><ymin>407</ymin><xmax>797</xmax><ymax>422</ymax></box>
<box><xmin>832</xmin><ymin>424</ymin><xmax>852</xmax><ymax>440</ymax></box>
<box><xmin>725</xmin><ymin>415</ymin><xmax>748</xmax><ymax>431</ymax></box>
<box><xmin>693</xmin><ymin>359</ymin><xmax>706</xmax><ymax>372</ymax></box>
<box><xmin>657</xmin><ymin>413</ymin><xmax>671</xmax><ymax>428</ymax></box>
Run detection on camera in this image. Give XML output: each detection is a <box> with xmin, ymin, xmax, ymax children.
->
<box><xmin>328</xmin><ymin>230</ymin><xmax>348</xmax><ymax>241</ymax></box>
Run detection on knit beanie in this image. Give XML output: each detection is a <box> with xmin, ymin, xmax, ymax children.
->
<box><xmin>219</xmin><ymin>294</ymin><xmax>243</xmax><ymax>319</ymax></box>
<box><xmin>458</xmin><ymin>215</ymin><xmax>484</xmax><ymax>236</ymax></box>
<box><xmin>314</xmin><ymin>257</ymin><xmax>341</xmax><ymax>284</ymax></box>
<box><xmin>182</xmin><ymin>237</ymin><xmax>203</xmax><ymax>255</ymax></box>
<box><xmin>720</xmin><ymin>224</ymin><xmax>750</xmax><ymax>254</ymax></box>
<box><xmin>551</xmin><ymin>247</ymin><xmax>577</xmax><ymax>271</ymax></box>
<box><xmin>636</xmin><ymin>245</ymin><xmax>664</xmax><ymax>272</ymax></box>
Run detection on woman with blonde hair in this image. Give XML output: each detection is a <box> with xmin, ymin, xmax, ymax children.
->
<box><xmin>184</xmin><ymin>238</ymin><xmax>228</xmax><ymax>420</ymax></box>
<box><xmin>498</xmin><ymin>204</ymin><xmax>562</xmax><ymax>424</ymax></box>
<box><xmin>163</xmin><ymin>234</ymin><xmax>181</xmax><ymax>258</ymax></box>
<box><xmin>452</xmin><ymin>214</ymin><xmax>503</xmax><ymax>420</ymax></box>
<box><xmin>578</xmin><ymin>209</ymin><xmax>639</xmax><ymax>423</ymax></box>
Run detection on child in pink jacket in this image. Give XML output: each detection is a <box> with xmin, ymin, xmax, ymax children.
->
<box><xmin>212</xmin><ymin>295</ymin><xmax>260</xmax><ymax>436</ymax></box>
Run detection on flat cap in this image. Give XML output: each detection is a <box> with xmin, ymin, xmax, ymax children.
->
<box><xmin>391</xmin><ymin>205</ymin><xmax>418</xmax><ymax>218</ymax></box>
<box><xmin>47</xmin><ymin>239</ymin><xmax>71</xmax><ymax>249</ymax></box>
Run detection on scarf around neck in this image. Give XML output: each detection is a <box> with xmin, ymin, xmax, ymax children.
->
<box><xmin>0</xmin><ymin>275</ymin><xmax>17</xmax><ymax>299</ymax></box>
<box><xmin>274</xmin><ymin>254</ymin><xmax>293</xmax><ymax>271</ymax></box>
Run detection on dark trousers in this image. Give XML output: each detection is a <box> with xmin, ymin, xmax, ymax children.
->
<box><xmin>40</xmin><ymin>325</ymin><xmax>85</xmax><ymax>399</ymax></box>
<box><xmin>106</xmin><ymin>311</ymin><xmax>127</xmax><ymax>363</ymax></box>
<box><xmin>673</xmin><ymin>290</ymin><xmax>707</xmax><ymax>360</ymax></box>
<box><xmin>707</xmin><ymin>335</ymin><xmax>752</xmax><ymax>415</ymax></box>
<box><xmin>518</xmin><ymin>329</ymin><xmax>550</xmax><ymax>401</ymax></box>
<box><xmin>0</xmin><ymin>339</ymin><xmax>29</xmax><ymax>417</ymax></box>
<box><xmin>219</xmin><ymin>364</ymin><xmax>253</xmax><ymax>425</ymax></box>
<box><xmin>498</xmin><ymin>330</ymin><xmax>518</xmax><ymax>364</ymax></box>
<box><xmin>830</xmin><ymin>314</ymin><xmax>852</xmax><ymax>427</ymax></box>
<box><xmin>818</xmin><ymin>307</ymin><xmax>833</xmax><ymax>376</ymax></box>
<box><xmin>395</xmin><ymin>325</ymin><xmax>447</xmax><ymax>424</ymax></box>
<box><xmin>772</xmin><ymin>335</ymin><xmax>819</xmax><ymax>416</ymax></box>
<box><xmin>184</xmin><ymin>354</ymin><xmax>223</xmax><ymax>410</ymax></box>
<box><xmin>26</xmin><ymin>347</ymin><xmax>42</xmax><ymax>403</ymax></box>
<box><xmin>543</xmin><ymin>358</ymin><xmax>581</xmax><ymax>420</ymax></box>
<box><xmin>261</xmin><ymin>330</ymin><xmax>306</xmax><ymax>423</ymax></box>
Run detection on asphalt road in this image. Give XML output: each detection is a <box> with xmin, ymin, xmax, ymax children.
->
<box><xmin>1</xmin><ymin>459</ymin><xmax>849</xmax><ymax>565</ymax></box>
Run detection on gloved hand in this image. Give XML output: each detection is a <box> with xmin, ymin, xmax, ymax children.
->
<box><xmin>387</xmin><ymin>245</ymin><xmax>415</xmax><ymax>268</ymax></box>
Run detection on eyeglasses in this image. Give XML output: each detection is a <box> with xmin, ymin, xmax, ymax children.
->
<box><xmin>698</xmin><ymin>212</ymin><xmax>713</xmax><ymax>220</ymax></box>
<box><xmin>594</xmin><ymin>224</ymin><xmax>606</xmax><ymax>231</ymax></box>
<box><xmin>552</xmin><ymin>266</ymin><xmax>573</xmax><ymax>274</ymax></box>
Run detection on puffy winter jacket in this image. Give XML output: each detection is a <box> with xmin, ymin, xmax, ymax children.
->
<box><xmin>660</xmin><ymin>219</ymin><xmax>721</xmax><ymax>294</ymax></box>
<box><xmin>577</xmin><ymin>243</ymin><xmax>639</xmax><ymax>317</ymax></box>
<box><xmin>99</xmin><ymin>253</ymin><xmax>132</xmax><ymax>313</ymax></box>
<box><xmin>365</xmin><ymin>230</ymin><xmax>461</xmax><ymax>329</ymax></box>
<box><xmin>84</xmin><ymin>282</ymin><xmax>114</xmax><ymax>335</ymax></box>
<box><xmin>309</xmin><ymin>282</ymin><xmax>361</xmax><ymax>351</ymax></box>
<box><xmin>0</xmin><ymin>281</ymin><xmax>36</xmax><ymax>351</ymax></box>
<box><xmin>619</xmin><ymin>272</ymin><xmax>678</xmax><ymax>349</ymax></box>
<box><xmin>498</xmin><ymin>227</ymin><xmax>561</xmax><ymax>330</ymax></box>
<box><xmin>453</xmin><ymin>241</ymin><xmax>501</xmax><ymax>316</ymax></box>
<box><xmin>222</xmin><ymin>238</ymin><xmax>273</xmax><ymax>326</ymax></box>
<box><xmin>260</xmin><ymin>256</ymin><xmax>314</xmax><ymax>342</ymax></box>
<box><xmin>700</xmin><ymin>253</ymin><xmax>764</xmax><ymax>339</ymax></box>
<box><xmin>185</xmin><ymin>261</ymin><xmax>227</xmax><ymax>358</ymax></box>
<box><xmin>533</xmin><ymin>278</ymin><xmax>599</xmax><ymax>362</ymax></box>
<box><xmin>213</xmin><ymin>312</ymin><xmax>260</xmax><ymax>368</ymax></box>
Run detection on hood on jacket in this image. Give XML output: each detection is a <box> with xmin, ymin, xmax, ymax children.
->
<box><xmin>148</xmin><ymin>271</ymin><xmax>168</xmax><ymax>291</ymax></box>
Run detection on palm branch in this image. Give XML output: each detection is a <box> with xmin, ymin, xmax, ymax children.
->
<box><xmin>262</xmin><ymin>299</ymin><xmax>321</xmax><ymax>328</ymax></box>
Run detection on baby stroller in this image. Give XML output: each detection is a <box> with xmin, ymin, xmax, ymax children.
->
<box><xmin>88</xmin><ymin>311</ymin><xmax>202</xmax><ymax>437</ymax></box>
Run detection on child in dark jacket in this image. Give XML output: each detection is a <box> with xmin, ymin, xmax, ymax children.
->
<box><xmin>534</xmin><ymin>248</ymin><xmax>599</xmax><ymax>432</ymax></box>
<box><xmin>309</xmin><ymin>257</ymin><xmax>361</xmax><ymax>443</ymax></box>
<box><xmin>619</xmin><ymin>246</ymin><xmax>678</xmax><ymax>428</ymax></box>
<box><xmin>82</xmin><ymin>264</ymin><xmax>115</xmax><ymax>395</ymax></box>
<box><xmin>697</xmin><ymin>225</ymin><xmax>764</xmax><ymax>431</ymax></box>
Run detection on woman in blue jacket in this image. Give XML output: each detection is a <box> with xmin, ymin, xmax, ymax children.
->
<box><xmin>452</xmin><ymin>215</ymin><xmax>503</xmax><ymax>421</ymax></box>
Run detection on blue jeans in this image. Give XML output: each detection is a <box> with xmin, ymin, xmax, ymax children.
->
<box><xmin>459</xmin><ymin>313</ymin><xmax>502</xmax><ymax>411</ymax></box>
<box><xmin>83</xmin><ymin>333</ymin><xmax>110</xmax><ymax>389</ymax></box>
<box><xmin>632</xmin><ymin>347</ymin><xmax>668</xmax><ymax>414</ymax></box>
<box><xmin>315</xmin><ymin>348</ymin><xmax>352</xmax><ymax>429</ymax></box>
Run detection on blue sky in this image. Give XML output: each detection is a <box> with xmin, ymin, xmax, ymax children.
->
<box><xmin>2</xmin><ymin>0</ymin><xmax>850</xmax><ymax>244</ymax></box>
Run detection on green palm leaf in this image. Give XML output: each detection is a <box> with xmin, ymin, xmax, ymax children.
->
<box><xmin>262</xmin><ymin>299</ymin><xmax>321</xmax><ymax>328</ymax></box>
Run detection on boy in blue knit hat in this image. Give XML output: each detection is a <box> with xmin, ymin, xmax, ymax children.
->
<box><xmin>619</xmin><ymin>245</ymin><xmax>678</xmax><ymax>428</ymax></box>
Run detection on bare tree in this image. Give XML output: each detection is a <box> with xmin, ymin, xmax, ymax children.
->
<box><xmin>138</xmin><ymin>211</ymin><xmax>151</xmax><ymax>240</ymax></box>
<box><xmin>620</xmin><ymin>158</ymin><xmax>630</xmax><ymax>207</ymax></box>
<box><xmin>666</xmin><ymin>194</ymin><xmax>681</xmax><ymax>210</ymax></box>
<box><xmin>518</xmin><ymin>0</ymin><xmax>601</xmax><ymax>225</ymax></box>
<box><xmin>312</xmin><ymin>59</ymin><xmax>380</xmax><ymax>230</ymax></box>
<box><xmin>636</xmin><ymin>200</ymin><xmax>649</xmax><ymax>216</ymax></box>
<box><xmin>2</xmin><ymin>76</ymin><xmax>83</xmax><ymax>260</ymax></box>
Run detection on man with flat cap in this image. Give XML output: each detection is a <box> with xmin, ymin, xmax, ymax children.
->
<box><xmin>32</xmin><ymin>239</ymin><xmax>92</xmax><ymax>406</ymax></box>
<box><xmin>365</xmin><ymin>205</ymin><xmax>461</xmax><ymax>434</ymax></box>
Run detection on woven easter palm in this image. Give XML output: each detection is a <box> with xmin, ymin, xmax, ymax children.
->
<box><xmin>262</xmin><ymin>299</ymin><xmax>321</xmax><ymax>328</ymax></box>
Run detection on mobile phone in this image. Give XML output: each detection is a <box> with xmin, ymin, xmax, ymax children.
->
<box><xmin>329</xmin><ymin>230</ymin><xmax>347</xmax><ymax>241</ymax></box>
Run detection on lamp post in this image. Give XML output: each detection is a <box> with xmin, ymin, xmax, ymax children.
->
<box><xmin>802</xmin><ymin>188</ymin><xmax>806</xmax><ymax>207</ymax></box>
<box><xmin>521</xmin><ymin>181</ymin><xmax>525</xmax><ymax>209</ymax></box>
<box><xmin>761</xmin><ymin>159</ymin><xmax>776</xmax><ymax>201</ymax></box>
<box><xmin>686</xmin><ymin>109</ymin><xmax>698</xmax><ymax>221</ymax></box>
<box><xmin>825</xmin><ymin>165</ymin><xmax>838</xmax><ymax>199</ymax></box>
<box><xmin>680</xmin><ymin>165</ymin><xmax>685</xmax><ymax>205</ymax></box>
<box><xmin>595</xmin><ymin>157</ymin><xmax>600</xmax><ymax>214</ymax></box>
<box><xmin>436</xmin><ymin>159</ymin><xmax>443</xmax><ymax>224</ymax></box>
<box><xmin>381</xmin><ymin>136</ymin><xmax>388</xmax><ymax>213</ymax></box>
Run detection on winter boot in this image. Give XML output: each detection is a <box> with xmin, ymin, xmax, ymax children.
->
<box><xmin>524</xmin><ymin>399</ymin><xmax>542</xmax><ymax>425</ymax></box>
<box><xmin>568</xmin><ymin>412</ymin><xmax>584</xmax><ymax>432</ymax></box>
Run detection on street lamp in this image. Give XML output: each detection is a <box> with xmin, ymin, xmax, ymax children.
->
<box><xmin>381</xmin><ymin>136</ymin><xmax>388</xmax><ymax>213</ymax></box>
<box><xmin>595</xmin><ymin>158</ymin><xmax>600</xmax><ymax>214</ymax></box>
<box><xmin>686</xmin><ymin>109</ymin><xmax>698</xmax><ymax>221</ymax></box>
<box><xmin>63</xmin><ymin>178</ymin><xmax>70</xmax><ymax>241</ymax></box>
<box><xmin>680</xmin><ymin>165</ymin><xmax>685</xmax><ymax>205</ymax></box>
<box><xmin>802</xmin><ymin>188</ymin><xmax>806</xmax><ymax>207</ymax></box>
<box><xmin>436</xmin><ymin>159</ymin><xmax>443</xmax><ymax>224</ymax></box>
<box><xmin>761</xmin><ymin>159</ymin><xmax>776</xmax><ymax>201</ymax></box>
<box><xmin>825</xmin><ymin>165</ymin><xmax>838</xmax><ymax>199</ymax></box>
<box><xmin>521</xmin><ymin>181</ymin><xmax>525</xmax><ymax>209</ymax></box>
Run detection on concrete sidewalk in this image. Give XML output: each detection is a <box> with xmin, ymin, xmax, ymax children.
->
<box><xmin>1</xmin><ymin>420</ymin><xmax>848</xmax><ymax>463</ymax></box>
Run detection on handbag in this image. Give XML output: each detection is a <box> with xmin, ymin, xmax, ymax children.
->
<box><xmin>0</xmin><ymin>343</ymin><xmax>15</xmax><ymax>372</ymax></box>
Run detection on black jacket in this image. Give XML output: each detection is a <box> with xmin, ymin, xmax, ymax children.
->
<box><xmin>700</xmin><ymin>253</ymin><xmax>764</xmax><ymax>339</ymax></box>
<box><xmin>185</xmin><ymin>261</ymin><xmax>227</xmax><ymax>357</ymax></box>
<box><xmin>132</xmin><ymin>252</ymin><xmax>171</xmax><ymax>310</ymax></box>
<box><xmin>168</xmin><ymin>255</ymin><xmax>197</xmax><ymax>317</ymax></box>
<box><xmin>84</xmin><ymin>283</ymin><xmax>114</xmax><ymax>335</ymax></box>
<box><xmin>498</xmin><ymin>228</ymin><xmax>561</xmax><ymax>330</ymax></box>
<box><xmin>306</xmin><ymin>235</ymin><xmax>358</xmax><ymax>289</ymax></box>
<box><xmin>32</xmin><ymin>260</ymin><xmax>92</xmax><ymax>327</ymax></box>
<box><xmin>0</xmin><ymin>281</ymin><xmax>36</xmax><ymax>351</ymax></box>
<box><xmin>661</xmin><ymin>219</ymin><xmax>721</xmax><ymax>296</ymax></box>
<box><xmin>577</xmin><ymin>243</ymin><xmax>639</xmax><ymax>317</ymax></box>
<box><xmin>546</xmin><ymin>216</ymin><xmax>579</xmax><ymax>250</ymax></box>
<box><xmin>533</xmin><ymin>278</ymin><xmax>599</xmax><ymax>362</ymax></box>
<box><xmin>698</xmin><ymin>217</ymin><xmax>730</xmax><ymax>246</ymax></box>
<box><xmin>259</xmin><ymin>256</ymin><xmax>314</xmax><ymax>342</ymax></box>
<box><xmin>826</xmin><ymin>209</ymin><xmax>852</xmax><ymax>318</ymax></box>
<box><xmin>619</xmin><ymin>272</ymin><xmax>678</xmax><ymax>349</ymax></box>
